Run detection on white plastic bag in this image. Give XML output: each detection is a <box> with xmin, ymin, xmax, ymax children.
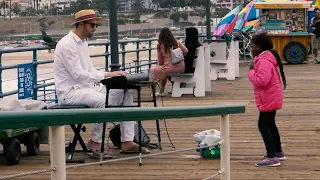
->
<box><xmin>194</xmin><ymin>129</ymin><xmax>221</xmax><ymax>147</ymax></box>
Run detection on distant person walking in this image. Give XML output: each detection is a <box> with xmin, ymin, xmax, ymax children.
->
<box><xmin>248</xmin><ymin>32</ymin><xmax>287</xmax><ymax>167</ymax></box>
<box><xmin>310</xmin><ymin>8</ymin><xmax>320</xmax><ymax>63</ymax></box>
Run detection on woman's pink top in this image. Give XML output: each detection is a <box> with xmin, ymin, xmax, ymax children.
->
<box><xmin>151</xmin><ymin>40</ymin><xmax>188</xmax><ymax>80</ymax></box>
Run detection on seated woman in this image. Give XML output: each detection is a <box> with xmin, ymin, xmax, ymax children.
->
<box><xmin>151</xmin><ymin>27</ymin><xmax>188</xmax><ymax>96</ymax></box>
<box><xmin>184</xmin><ymin>27</ymin><xmax>202</xmax><ymax>73</ymax></box>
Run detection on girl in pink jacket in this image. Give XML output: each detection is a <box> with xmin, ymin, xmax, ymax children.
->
<box><xmin>248</xmin><ymin>33</ymin><xmax>287</xmax><ymax>167</ymax></box>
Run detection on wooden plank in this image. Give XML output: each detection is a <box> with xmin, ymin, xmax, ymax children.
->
<box><xmin>0</xmin><ymin>65</ymin><xmax>319</xmax><ymax>179</ymax></box>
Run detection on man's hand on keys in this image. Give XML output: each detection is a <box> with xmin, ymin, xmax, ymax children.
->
<box><xmin>104</xmin><ymin>71</ymin><xmax>129</xmax><ymax>78</ymax></box>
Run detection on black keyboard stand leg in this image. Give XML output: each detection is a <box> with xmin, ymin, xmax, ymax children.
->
<box><xmin>70</xmin><ymin>124</ymin><xmax>88</xmax><ymax>153</ymax></box>
<box><xmin>151</xmin><ymin>84</ymin><xmax>162</xmax><ymax>150</ymax></box>
<box><xmin>100</xmin><ymin>122</ymin><xmax>107</xmax><ymax>165</ymax></box>
<box><xmin>66</xmin><ymin>124</ymin><xmax>86</xmax><ymax>163</ymax></box>
<box><xmin>100</xmin><ymin>89</ymin><xmax>110</xmax><ymax>165</ymax></box>
<box><xmin>137</xmin><ymin>88</ymin><xmax>142</xmax><ymax>166</ymax></box>
<box><xmin>138</xmin><ymin>121</ymin><xmax>142</xmax><ymax>166</ymax></box>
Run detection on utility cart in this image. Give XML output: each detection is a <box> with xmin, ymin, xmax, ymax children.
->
<box><xmin>254</xmin><ymin>1</ymin><xmax>313</xmax><ymax>64</ymax></box>
<box><xmin>0</xmin><ymin>127</ymin><xmax>42</xmax><ymax>165</ymax></box>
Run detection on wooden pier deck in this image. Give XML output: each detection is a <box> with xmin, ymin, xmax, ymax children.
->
<box><xmin>0</xmin><ymin>64</ymin><xmax>319</xmax><ymax>180</ymax></box>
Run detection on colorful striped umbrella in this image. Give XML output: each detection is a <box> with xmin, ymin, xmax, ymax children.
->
<box><xmin>225</xmin><ymin>14</ymin><xmax>239</xmax><ymax>33</ymax></box>
<box><xmin>236</xmin><ymin>0</ymin><xmax>263</xmax><ymax>33</ymax></box>
<box><xmin>217</xmin><ymin>5</ymin><xmax>243</xmax><ymax>26</ymax></box>
<box><xmin>233</xmin><ymin>12</ymin><xmax>246</xmax><ymax>32</ymax></box>
<box><xmin>214</xmin><ymin>5</ymin><xmax>243</xmax><ymax>36</ymax></box>
<box><xmin>241</xmin><ymin>26</ymin><xmax>254</xmax><ymax>33</ymax></box>
<box><xmin>244</xmin><ymin>19</ymin><xmax>259</xmax><ymax>27</ymax></box>
<box><xmin>243</xmin><ymin>1</ymin><xmax>259</xmax><ymax>22</ymax></box>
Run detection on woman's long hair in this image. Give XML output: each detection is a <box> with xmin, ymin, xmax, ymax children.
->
<box><xmin>251</xmin><ymin>32</ymin><xmax>287</xmax><ymax>89</ymax></box>
<box><xmin>158</xmin><ymin>27</ymin><xmax>178</xmax><ymax>54</ymax></box>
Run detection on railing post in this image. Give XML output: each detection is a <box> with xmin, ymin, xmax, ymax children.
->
<box><xmin>32</xmin><ymin>50</ymin><xmax>38</xmax><ymax>100</ymax></box>
<box><xmin>206</xmin><ymin>0</ymin><xmax>212</xmax><ymax>40</ymax></box>
<box><xmin>121</xmin><ymin>43</ymin><xmax>126</xmax><ymax>71</ymax></box>
<box><xmin>109</xmin><ymin>0</ymin><xmax>121</xmax><ymax>71</ymax></box>
<box><xmin>220</xmin><ymin>114</ymin><xmax>230</xmax><ymax>180</ymax></box>
<box><xmin>105</xmin><ymin>44</ymin><xmax>109</xmax><ymax>72</ymax></box>
<box><xmin>136</xmin><ymin>42</ymin><xmax>140</xmax><ymax>73</ymax></box>
<box><xmin>43</xmin><ymin>80</ymin><xmax>46</xmax><ymax>101</ymax></box>
<box><xmin>49</xmin><ymin>126</ymin><xmax>66</xmax><ymax>180</ymax></box>
<box><xmin>148</xmin><ymin>40</ymin><xmax>152</xmax><ymax>70</ymax></box>
<box><xmin>0</xmin><ymin>52</ymin><xmax>3</xmax><ymax>98</ymax></box>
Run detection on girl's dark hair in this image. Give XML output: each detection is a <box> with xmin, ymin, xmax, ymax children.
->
<box><xmin>158</xmin><ymin>27</ymin><xmax>178</xmax><ymax>54</ymax></box>
<box><xmin>251</xmin><ymin>32</ymin><xmax>287</xmax><ymax>89</ymax></box>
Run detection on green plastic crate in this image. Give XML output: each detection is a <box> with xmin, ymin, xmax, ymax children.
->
<box><xmin>196</xmin><ymin>144</ymin><xmax>221</xmax><ymax>159</ymax></box>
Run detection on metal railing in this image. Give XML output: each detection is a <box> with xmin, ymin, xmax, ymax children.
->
<box><xmin>0</xmin><ymin>34</ymin><xmax>224</xmax><ymax>102</ymax></box>
<box><xmin>0</xmin><ymin>38</ymin><xmax>163</xmax><ymax>101</ymax></box>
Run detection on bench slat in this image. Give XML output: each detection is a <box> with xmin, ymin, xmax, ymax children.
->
<box><xmin>211</xmin><ymin>60</ymin><xmax>227</xmax><ymax>64</ymax></box>
<box><xmin>168</xmin><ymin>73</ymin><xmax>194</xmax><ymax>77</ymax></box>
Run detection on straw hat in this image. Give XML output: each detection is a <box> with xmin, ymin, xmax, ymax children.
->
<box><xmin>71</xmin><ymin>9</ymin><xmax>102</xmax><ymax>25</ymax></box>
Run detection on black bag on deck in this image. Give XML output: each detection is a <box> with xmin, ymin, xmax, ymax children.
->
<box><xmin>109</xmin><ymin>123</ymin><xmax>150</xmax><ymax>148</ymax></box>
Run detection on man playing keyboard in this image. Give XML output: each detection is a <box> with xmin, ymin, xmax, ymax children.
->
<box><xmin>53</xmin><ymin>9</ymin><xmax>150</xmax><ymax>159</ymax></box>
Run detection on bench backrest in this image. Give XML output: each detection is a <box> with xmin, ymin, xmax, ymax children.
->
<box><xmin>204</xmin><ymin>45</ymin><xmax>211</xmax><ymax>92</ymax></box>
<box><xmin>193</xmin><ymin>46</ymin><xmax>205</xmax><ymax>77</ymax></box>
<box><xmin>210</xmin><ymin>41</ymin><xmax>227</xmax><ymax>61</ymax></box>
<box><xmin>192</xmin><ymin>47</ymin><xmax>200</xmax><ymax>68</ymax></box>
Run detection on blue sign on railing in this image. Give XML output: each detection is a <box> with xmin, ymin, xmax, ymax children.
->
<box><xmin>17</xmin><ymin>63</ymin><xmax>34</xmax><ymax>99</ymax></box>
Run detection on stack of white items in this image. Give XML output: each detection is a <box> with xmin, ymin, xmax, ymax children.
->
<box><xmin>194</xmin><ymin>129</ymin><xmax>221</xmax><ymax>147</ymax></box>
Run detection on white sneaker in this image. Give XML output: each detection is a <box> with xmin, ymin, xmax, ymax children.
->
<box><xmin>155</xmin><ymin>92</ymin><xmax>165</xmax><ymax>97</ymax></box>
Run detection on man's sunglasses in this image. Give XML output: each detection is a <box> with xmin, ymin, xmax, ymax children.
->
<box><xmin>84</xmin><ymin>22</ymin><xmax>98</xmax><ymax>28</ymax></box>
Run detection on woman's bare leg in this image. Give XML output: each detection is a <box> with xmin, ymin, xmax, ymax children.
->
<box><xmin>160</xmin><ymin>79</ymin><xmax>167</xmax><ymax>93</ymax></box>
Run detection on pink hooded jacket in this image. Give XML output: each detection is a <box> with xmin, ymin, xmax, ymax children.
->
<box><xmin>248</xmin><ymin>51</ymin><xmax>283</xmax><ymax>112</ymax></box>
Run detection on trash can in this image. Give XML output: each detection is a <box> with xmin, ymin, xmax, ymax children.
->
<box><xmin>194</xmin><ymin>129</ymin><xmax>221</xmax><ymax>159</ymax></box>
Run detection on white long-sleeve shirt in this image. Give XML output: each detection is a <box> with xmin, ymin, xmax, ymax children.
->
<box><xmin>53</xmin><ymin>31</ymin><xmax>105</xmax><ymax>102</ymax></box>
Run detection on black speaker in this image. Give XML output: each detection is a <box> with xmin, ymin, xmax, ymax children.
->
<box><xmin>109</xmin><ymin>123</ymin><xmax>150</xmax><ymax>148</ymax></box>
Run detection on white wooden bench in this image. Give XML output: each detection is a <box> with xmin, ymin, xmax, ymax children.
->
<box><xmin>234</xmin><ymin>40</ymin><xmax>240</xmax><ymax>78</ymax></box>
<box><xmin>204</xmin><ymin>44</ymin><xmax>212</xmax><ymax>93</ymax></box>
<box><xmin>169</xmin><ymin>45</ymin><xmax>210</xmax><ymax>97</ymax></box>
<box><xmin>210</xmin><ymin>40</ymin><xmax>239</xmax><ymax>81</ymax></box>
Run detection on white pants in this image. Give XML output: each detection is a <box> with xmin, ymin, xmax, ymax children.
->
<box><xmin>61</xmin><ymin>84</ymin><xmax>135</xmax><ymax>143</ymax></box>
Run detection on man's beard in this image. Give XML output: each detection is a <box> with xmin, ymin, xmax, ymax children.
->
<box><xmin>87</xmin><ymin>32</ymin><xmax>94</xmax><ymax>38</ymax></box>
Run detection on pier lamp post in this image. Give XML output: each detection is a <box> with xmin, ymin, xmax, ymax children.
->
<box><xmin>109</xmin><ymin>0</ymin><xmax>121</xmax><ymax>71</ymax></box>
<box><xmin>206</xmin><ymin>0</ymin><xmax>212</xmax><ymax>40</ymax></box>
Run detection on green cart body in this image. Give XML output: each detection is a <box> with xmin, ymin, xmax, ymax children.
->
<box><xmin>0</xmin><ymin>127</ymin><xmax>45</xmax><ymax>165</ymax></box>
